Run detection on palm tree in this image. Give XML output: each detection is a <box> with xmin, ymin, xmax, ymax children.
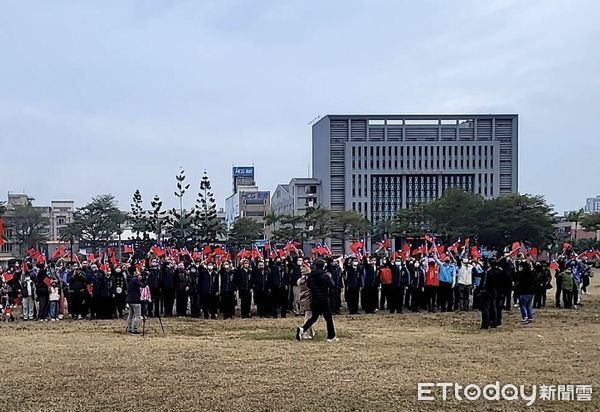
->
<box><xmin>567</xmin><ymin>208</ymin><xmax>585</xmax><ymax>241</ymax></box>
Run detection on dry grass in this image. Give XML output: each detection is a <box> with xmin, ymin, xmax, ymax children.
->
<box><xmin>1</xmin><ymin>281</ymin><xmax>600</xmax><ymax>411</ymax></box>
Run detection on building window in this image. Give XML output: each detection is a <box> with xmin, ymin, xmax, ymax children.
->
<box><xmin>1</xmin><ymin>243</ymin><xmax>11</xmax><ymax>253</ymax></box>
<box><xmin>57</xmin><ymin>217</ymin><xmax>66</xmax><ymax>225</ymax></box>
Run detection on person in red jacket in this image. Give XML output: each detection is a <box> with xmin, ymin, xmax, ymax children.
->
<box><xmin>378</xmin><ymin>262</ymin><xmax>394</xmax><ymax>312</ymax></box>
<box><xmin>424</xmin><ymin>258</ymin><xmax>440</xmax><ymax>312</ymax></box>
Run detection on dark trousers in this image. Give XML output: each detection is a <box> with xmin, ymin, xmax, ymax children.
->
<box><xmin>162</xmin><ymin>288</ymin><xmax>175</xmax><ymax>317</ymax></box>
<box><xmin>201</xmin><ymin>293</ymin><xmax>216</xmax><ymax>319</ymax></box>
<box><xmin>573</xmin><ymin>284</ymin><xmax>579</xmax><ymax>306</ymax></box>
<box><xmin>458</xmin><ymin>284</ymin><xmax>470</xmax><ymax>311</ymax></box>
<box><xmin>38</xmin><ymin>294</ymin><xmax>50</xmax><ymax>319</ymax></box>
<box><xmin>240</xmin><ymin>290</ymin><xmax>252</xmax><ymax>318</ymax></box>
<box><xmin>438</xmin><ymin>282</ymin><xmax>454</xmax><ymax>312</ymax></box>
<box><xmin>555</xmin><ymin>287</ymin><xmax>562</xmax><ymax>307</ymax></box>
<box><xmin>362</xmin><ymin>286</ymin><xmax>378</xmax><ymax>314</ymax></box>
<box><xmin>302</xmin><ymin>302</ymin><xmax>336</xmax><ymax>340</ymax></box>
<box><xmin>190</xmin><ymin>291</ymin><xmax>201</xmax><ymax>317</ymax></box>
<box><xmin>70</xmin><ymin>291</ymin><xmax>85</xmax><ymax>318</ymax></box>
<box><xmin>380</xmin><ymin>284</ymin><xmax>393</xmax><ymax>312</ymax></box>
<box><xmin>480</xmin><ymin>292</ymin><xmax>498</xmax><ymax>328</ymax></box>
<box><xmin>333</xmin><ymin>288</ymin><xmax>342</xmax><ymax>313</ymax></box>
<box><xmin>533</xmin><ymin>289</ymin><xmax>546</xmax><ymax>309</ymax></box>
<box><xmin>272</xmin><ymin>288</ymin><xmax>288</xmax><ymax>318</ymax></box>
<box><xmin>149</xmin><ymin>287</ymin><xmax>161</xmax><ymax>317</ymax></box>
<box><xmin>503</xmin><ymin>288</ymin><xmax>512</xmax><ymax>310</ymax></box>
<box><xmin>425</xmin><ymin>285</ymin><xmax>437</xmax><ymax>312</ymax></box>
<box><xmin>563</xmin><ymin>289</ymin><xmax>573</xmax><ymax>308</ymax></box>
<box><xmin>97</xmin><ymin>296</ymin><xmax>113</xmax><ymax>319</ymax></box>
<box><xmin>346</xmin><ymin>287</ymin><xmax>360</xmax><ymax>314</ymax></box>
<box><xmin>221</xmin><ymin>291</ymin><xmax>236</xmax><ymax>319</ymax></box>
<box><xmin>409</xmin><ymin>287</ymin><xmax>421</xmax><ymax>312</ymax></box>
<box><xmin>254</xmin><ymin>290</ymin><xmax>269</xmax><ymax>317</ymax></box>
<box><xmin>175</xmin><ymin>290</ymin><xmax>187</xmax><ymax>316</ymax></box>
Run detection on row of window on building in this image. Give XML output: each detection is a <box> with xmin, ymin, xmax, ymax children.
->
<box><xmin>350</xmin><ymin>144</ymin><xmax>495</xmax><ymax>171</ymax></box>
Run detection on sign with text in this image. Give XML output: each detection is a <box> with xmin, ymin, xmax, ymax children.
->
<box><xmin>233</xmin><ymin>166</ymin><xmax>255</xmax><ymax>177</ymax></box>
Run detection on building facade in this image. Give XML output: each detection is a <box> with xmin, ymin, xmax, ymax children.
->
<box><xmin>271</xmin><ymin>178</ymin><xmax>321</xmax><ymax>217</ymax></box>
<box><xmin>312</xmin><ymin>114</ymin><xmax>518</xmax><ymax>251</ymax></box>
<box><xmin>585</xmin><ymin>195</ymin><xmax>600</xmax><ymax>214</ymax></box>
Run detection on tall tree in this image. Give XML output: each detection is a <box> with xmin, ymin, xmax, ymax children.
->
<box><xmin>580</xmin><ymin>213</ymin><xmax>600</xmax><ymax>232</ymax></box>
<box><xmin>168</xmin><ymin>169</ymin><xmax>194</xmax><ymax>243</ymax></box>
<box><xmin>333</xmin><ymin>210</ymin><xmax>370</xmax><ymax>251</ymax></box>
<box><xmin>61</xmin><ymin>195</ymin><xmax>126</xmax><ymax>246</ymax></box>
<box><xmin>423</xmin><ymin>188</ymin><xmax>484</xmax><ymax>239</ymax></box>
<box><xmin>10</xmin><ymin>201</ymin><xmax>50</xmax><ymax>255</ymax></box>
<box><xmin>566</xmin><ymin>208</ymin><xmax>585</xmax><ymax>240</ymax></box>
<box><xmin>130</xmin><ymin>189</ymin><xmax>147</xmax><ymax>238</ymax></box>
<box><xmin>394</xmin><ymin>205</ymin><xmax>430</xmax><ymax>238</ymax></box>
<box><xmin>193</xmin><ymin>171</ymin><xmax>222</xmax><ymax>243</ymax></box>
<box><xmin>373</xmin><ymin>217</ymin><xmax>398</xmax><ymax>238</ymax></box>
<box><xmin>304</xmin><ymin>208</ymin><xmax>335</xmax><ymax>244</ymax></box>
<box><xmin>228</xmin><ymin>218</ymin><xmax>264</xmax><ymax>249</ymax></box>
<box><xmin>477</xmin><ymin>194</ymin><xmax>556</xmax><ymax>248</ymax></box>
<box><xmin>146</xmin><ymin>195</ymin><xmax>168</xmax><ymax>241</ymax></box>
<box><xmin>0</xmin><ymin>201</ymin><xmax>6</xmax><ymax>217</ymax></box>
<box><xmin>271</xmin><ymin>215</ymin><xmax>305</xmax><ymax>242</ymax></box>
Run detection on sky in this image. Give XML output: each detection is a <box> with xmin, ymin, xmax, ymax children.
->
<box><xmin>1</xmin><ymin>0</ymin><xmax>599</xmax><ymax>214</ymax></box>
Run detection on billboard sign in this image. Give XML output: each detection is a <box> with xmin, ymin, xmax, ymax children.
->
<box><xmin>233</xmin><ymin>166</ymin><xmax>255</xmax><ymax>178</ymax></box>
<box><xmin>242</xmin><ymin>191</ymin><xmax>269</xmax><ymax>204</ymax></box>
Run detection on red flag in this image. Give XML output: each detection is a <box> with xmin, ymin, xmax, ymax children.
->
<box><xmin>470</xmin><ymin>246</ymin><xmax>480</xmax><ymax>260</ymax></box>
<box><xmin>529</xmin><ymin>247</ymin><xmax>539</xmax><ymax>257</ymax></box>
<box><xmin>464</xmin><ymin>238</ymin><xmax>471</xmax><ymax>250</ymax></box>
<box><xmin>562</xmin><ymin>242</ymin><xmax>571</xmax><ymax>253</ymax></box>
<box><xmin>350</xmin><ymin>241</ymin><xmax>364</xmax><ymax>256</ymax></box>
<box><xmin>52</xmin><ymin>244</ymin><xmax>67</xmax><ymax>260</ymax></box>
<box><xmin>87</xmin><ymin>252</ymin><xmax>96</xmax><ymax>262</ymax></box>
<box><xmin>411</xmin><ymin>246</ymin><xmax>424</xmax><ymax>256</ymax></box>
<box><xmin>2</xmin><ymin>273</ymin><xmax>13</xmax><ymax>282</ymax></box>
<box><xmin>192</xmin><ymin>251</ymin><xmax>202</xmax><ymax>261</ymax></box>
<box><xmin>549</xmin><ymin>261</ymin><xmax>559</xmax><ymax>270</ymax></box>
<box><xmin>448</xmin><ymin>240</ymin><xmax>460</xmax><ymax>253</ymax></box>
<box><xmin>203</xmin><ymin>245</ymin><xmax>213</xmax><ymax>256</ymax></box>
<box><xmin>123</xmin><ymin>244</ymin><xmax>134</xmax><ymax>254</ymax></box>
<box><xmin>37</xmin><ymin>255</ymin><xmax>46</xmax><ymax>264</ymax></box>
<box><xmin>402</xmin><ymin>244</ymin><xmax>411</xmax><ymax>259</ymax></box>
<box><xmin>508</xmin><ymin>242</ymin><xmax>521</xmax><ymax>257</ymax></box>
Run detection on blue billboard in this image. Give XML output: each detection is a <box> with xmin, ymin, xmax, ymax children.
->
<box><xmin>233</xmin><ymin>166</ymin><xmax>255</xmax><ymax>178</ymax></box>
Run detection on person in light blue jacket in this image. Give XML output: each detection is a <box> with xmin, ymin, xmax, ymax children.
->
<box><xmin>436</xmin><ymin>255</ymin><xmax>457</xmax><ymax>312</ymax></box>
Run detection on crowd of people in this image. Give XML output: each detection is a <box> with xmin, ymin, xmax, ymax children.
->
<box><xmin>0</xmin><ymin>249</ymin><xmax>593</xmax><ymax>336</ymax></box>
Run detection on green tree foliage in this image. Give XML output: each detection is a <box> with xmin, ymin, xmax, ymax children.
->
<box><xmin>476</xmin><ymin>194</ymin><xmax>556</xmax><ymax>248</ymax></box>
<box><xmin>394</xmin><ymin>205</ymin><xmax>430</xmax><ymax>237</ymax></box>
<box><xmin>566</xmin><ymin>208</ymin><xmax>585</xmax><ymax>241</ymax></box>
<box><xmin>423</xmin><ymin>188</ymin><xmax>484</xmax><ymax>239</ymax></box>
<box><xmin>9</xmin><ymin>201</ymin><xmax>50</xmax><ymax>254</ymax></box>
<box><xmin>130</xmin><ymin>189</ymin><xmax>148</xmax><ymax>237</ymax></box>
<box><xmin>146</xmin><ymin>195</ymin><xmax>167</xmax><ymax>241</ymax></box>
<box><xmin>270</xmin><ymin>214</ymin><xmax>305</xmax><ymax>242</ymax></box>
<box><xmin>333</xmin><ymin>210</ymin><xmax>370</xmax><ymax>250</ymax></box>
<box><xmin>373</xmin><ymin>218</ymin><xmax>398</xmax><ymax>238</ymax></box>
<box><xmin>61</xmin><ymin>195</ymin><xmax>126</xmax><ymax>245</ymax></box>
<box><xmin>193</xmin><ymin>171</ymin><xmax>225</xmax><ymax>243</ymax></box>
<box><xmin>581</xmin><ymin>213</ymin><xmax>600</xmax><ymax>232</ymax></box>
<box><xmin>168</xmin><ymin>169</ymin><xmax>194</xmax><ymax>242</ymax></box>
<box><xmin>228</xmin><ymin>218</ymin><xmax>264</xmax><ymax>249</ymax></box>
<box><xmin>304</xmin><ymin>208</ymin><xmax>335</xmax><ymax>244</ymax></box>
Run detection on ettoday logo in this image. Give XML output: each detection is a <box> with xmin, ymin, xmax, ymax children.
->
<box><xmin>417</xmin><ymin>382</ymin><xmax>592</xmax><ymax>406</ymax></box>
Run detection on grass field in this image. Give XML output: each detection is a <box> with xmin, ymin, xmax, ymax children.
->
<box><xmin>1</xmin><ymin>283</ymin><xmax>599</xmax><ymax>411</ymax></box>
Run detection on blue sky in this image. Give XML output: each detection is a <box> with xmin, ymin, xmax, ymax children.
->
<box><xmin>1</xmin><ymin>0</ymin><xmax>599</xmax><ymax>213</ymax></box>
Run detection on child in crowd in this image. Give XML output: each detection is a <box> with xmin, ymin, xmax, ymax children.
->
<box><xmin>49</xmin><ymin>281</ymin><xmax>61</xmax><ymax>321</ymax></box>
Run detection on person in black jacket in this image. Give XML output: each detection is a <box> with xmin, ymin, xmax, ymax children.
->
<box><xmin>96</xmin><ymin>268</ymin><xmax>114</xmax><ymax>319</ymax></box>
<box><xmin>236</xmin><ymin>260</ymin><xmax>253</xmax><ymax>319</ymax></box>
<box><xmin>328</xmin><ymin>258</ymin><xmax>343</xmax><ymax>314</ymax></box>
<box><xmin>296</xmin><ymin>259</ymin><xmax>337</xmax><ymax>342</ymax></box>
<box><xmin>112</xmin><ymin>265</ymin><xmax>128</xmax><ymax>319</ymax></box>
<box><xmin>362</xmin><ymin>258</ymin><xmax>379</xmax><ymax>314</ymax></box>
<box><xmin>35</xmin><ymin>264</ymin><xmax>50</xmax><ymax>321</ymax></box>
<box><xmin>516</xmin><ymin>261</ymin><xmax>536</xmax><ymax>323</ymax></box>
<box><xmin>161</xmin><ymin>260</ymin><xmax>176</xmax><ymax>317</ymax></box>
<box><xmin>480</xmin><ymin>259</ymin><xmax>504</xmax><ymax>329</ymax></box>
<box><xmin>188</xmin><ymin>264</ymin><xmax>201</xmax><ymax>318</ymax></box>
<box><xmin>173</xmin><ymin>263</ymin><xmax>189</xmax><ymax>317</ymax></box>
<box><xmin>220</xmin><ymin>261</ymin><xmax>237</xmax><ymax>319</ymax></box>
<box><xmin>200</xmin><ymin>262</ymin><xmax>219</xmax><ymax>319</ymax></box>
<box><xmin>69</xmin><ymin>267</ymin><xmax>86</xmax><ymax>320</ymax></box>
<box><xmin>146</xmin><ymin>259</ymin><xmax>162</xmax><ymax>317</ymax></box>
<box><xmin>344</xmin><ymin>258</ymin><xmax>363</xmax><ymax>314</ymax></box>
<box><xmin>252</xmin><ymin>261</ymin><xmax>270</xmax><ymax>318</ymax></box>
<box><xmin>268</xmin><ymin>259</ymin><xmax>288</xmax><ymax>318</ymax></box>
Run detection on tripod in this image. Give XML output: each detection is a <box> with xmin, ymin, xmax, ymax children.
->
<box><xmin>142</xmin><ymin>313</ymin><xmax>165</xmax><ymax>336</ymax></box>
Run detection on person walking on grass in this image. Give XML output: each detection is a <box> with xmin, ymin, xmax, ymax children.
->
<box><xmin>296</xmin><ymin>259</ymin><xmax>338</xmax><ymax>342</ymax></box>
<box><xmin>297</xmin><ymin>265</ymin><xmax>315</xmax><ymax>339</ymax></box>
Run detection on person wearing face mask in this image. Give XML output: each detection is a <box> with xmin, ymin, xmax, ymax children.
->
<box><xmin>328</xmin><ymin>258</ymin><xmax>343</xmax><ymax>315</ymax></box>
<box><xmin>220</xmin><ymin>261</ymin><xmax>237</xmax><ymax>319</ymax></box>
<box><xmin>456</xmin><ymin>258</ymin><xmax>474</xmax><ymax>311</ymax></box>
<box><xmin>378</xmin><ymin>259</ymin><xmax>393</xmax><ymax>312</ymax></box>
<box><xmin>188</xmin><ymin>264</ymin><xmax>201</xmax><ymax>318</ymax></box>
<box><xmin>200</xmin><ymin>262</ymin><xmax>220</xmax><ymax>319</ymax></box>
<box><xmin>344</xmin><ymin>258</ymin><xmax>363</xmax><ymax>314</ymax></box>
<box><xmin>86</xmin><ymin>264</ymin><xmax>101</xmax><ymax>320</ymax></box>
<box><xmin>362</xmin><ymin>258</ymin><xmax>379</xmax><ymax>314</ymax></box>
<box><xmin>161</xmin><ymin>260</ymin><xmax>176</xmax><ymax>317</ymax></box>
<box><xmin>407</xmin><ymin>260</ymin><xmax>425</xmax><ymax>313</ymax></box>
<box><xmin>436</xmin><ymin>256</ymin><xmax>457</xmax><ymax>312</ymax></box>
<box><xmin>235</xmin><ymin>260</ymin><xmax>253</xmax><ymax>319</ymax></box>
<box><xmin>391</xmin><ymin>258</ymin><xmax>409</xmax><ymax>314</ymax></box>
<box><xmin>112</xmin><ymin>265</ymin><xmax>128</xmax><ymax>319</ymax></box>
<box><xmin>252</xmin><ymin>260</ymin><xmax>270</xmax><ymax>318</ymax></box>
<box><xmin>174</xmin><ymin>263</ymin><xmax>189</xmax><ymax>317</ymax></box>
<box><xmin>146</xmin><ymin>258</ymin><xmax>162</xmax><ymax>318</ymax></box>
<box><xmin>268</xmin><ymin>258</ymin><xmax>289</xmax><ymax>318</ymax></box>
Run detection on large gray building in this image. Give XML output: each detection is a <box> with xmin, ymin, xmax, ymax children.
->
<box><xmin>312</xmin><ymin>114</ymin><xmax>518</xmax><ymax>251</ymax></box>
<box><xmin>271</xmin><ymin>178</ymin><xmax>321</xmax><ymax>217</ymax></box>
